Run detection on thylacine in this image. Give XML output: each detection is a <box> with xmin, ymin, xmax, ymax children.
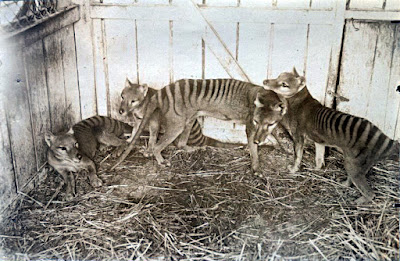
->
<box><xmin>119</xmin><ymin>79</ymin><xmax>282</xmax><ymax>155</ymax></box>
<box><xmin>46</xmin><ymin>116</ymin><xmax>133</xmax><ymax>198</ymax></box>
<box><xmin>112</xmin><ymin>79</ymin><xmax>287</xmax><ymax>175</ymax></box>
<box><xmin>263</xmin><ymin>68</ymin><xmax>399</xmax><ymax>203</ymax></box>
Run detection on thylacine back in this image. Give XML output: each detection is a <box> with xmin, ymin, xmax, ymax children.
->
<box><xmin>263</xmin><ymin>67</ymin><xmax>399</xmax><ymax>203</ymax></box>
<box><xmin>113</xmin><ymin>78</ymin><xmax>287</xmax><ymax>175</ymax></box>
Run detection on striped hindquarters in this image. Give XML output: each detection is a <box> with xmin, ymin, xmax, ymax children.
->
<box><xmin>314</xmin><ymin>107</ymin><xmax>397</xmax><ymax>160</ymax></box>
<box><xmin>187</xmin><ymin>120</ymin><xmax>208</xmax><ymax>146</ymax></box>
<box><xmin>72</xmin><ymin>116</ymin><xmax>133</xmax><ymax>158</ymax></box>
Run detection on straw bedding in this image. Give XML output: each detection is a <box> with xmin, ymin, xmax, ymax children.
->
<box><xmin>0</xmin><ymin>137</ymin><xmax>398</xmax><ymax>260</ymax></box>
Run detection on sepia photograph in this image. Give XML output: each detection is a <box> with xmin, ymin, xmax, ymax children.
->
<box><xmin>0</xmin><ymin>0</ymin><xmax>399</xmax><ymax>259</ymax></box>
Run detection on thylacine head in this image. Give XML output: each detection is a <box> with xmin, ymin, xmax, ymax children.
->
<box><xmin>118</xmin><ymin>78</ymin><xmax>149</xmax><ymax>121</ymax></box>
<box><xmin>263</xmin><ymin>67</ymin><xmax>306</xmax><ymax>99</ymax></box>
<box><xmin>253</xmin><ymin>90</ymin><xmax>287</xmax><ymax>144</ymax></box>
<box><xmin>45</xmin><ymin>129</ymin><xmax>84</xmax><ymax>171</ymax></box>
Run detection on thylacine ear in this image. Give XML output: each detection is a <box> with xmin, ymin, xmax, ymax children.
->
<box><xmin>293</xmin><ymin>67</ymin><xmax>299</xmax><ymax>77</ymax></box>
<box><xmin>298</xmin><ymin>76</ymin><xmax>306</xmax><ymax>88</ymax></box>
<box><xmin>44</xmin><ymin>131</ymin><xmax>54</xmax><ymax>147</ymax></box>
<box><xmin>125</xmin><ymin>77</ymin><xmax>133</xmax><ymax>88</ymax></box>
<box><xmin>138</xmin><ymin>83</ymin><xmax>149</xmax><ymax>97</ymax></box>
<box><xmin>273</xmin><ymin>102</ymin><xmax>287</xmax><ymax>115</ymax></box>
<box><xmin>254</xmin><ymin>93</ymin><xmax>264</xmax><ymax>108</ymax></box>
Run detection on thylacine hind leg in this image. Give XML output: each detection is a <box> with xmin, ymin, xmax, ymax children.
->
<box><xmin>176</xmin><ymin>118</ymin><xmax>199</xmax><ymax>153</ymax></box>
<box><xmin>343</xmin><ymin>158</ymin><xmax>374</xmax><ymax>204</ymax></box>
<box><xmin>97</xmin><ymin>131</ymin><xmax>128</xmax><ymax>157</ymax></box>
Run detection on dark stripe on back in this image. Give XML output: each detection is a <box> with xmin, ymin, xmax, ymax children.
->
<box><xmin>381</xmin><ymin>139</ymin><xmax>394</xmax><ymax>157</ymax></box>
<box><xmin>371</xmin><ymin>133</ymin><xmax>387</xmax><ymax>155</ymax></box>
<box><xmin>352</xmin><ymin>120</ymin><xmax>368</xmax><ymax>148</ymax></box>
<box><xmin>319</xmin><ymin>109</ymin><xmax>330</xmax><ymax>130</ymax></box>
<box><xmin>334</xmin><ymin>113</ymin><xmax>345</xmax><ymax>134</ymax></box>
<box><xmin>323</xmin><ymin>110</ymin><xmax>334</xmax><ymax>133</ymax></box>
<box><xmin>348</xmin><ymin>117</ymin><xmax>360</xmax><ymax>141</ymax></box>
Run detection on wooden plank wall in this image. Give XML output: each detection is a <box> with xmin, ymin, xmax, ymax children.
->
<box><xmin>0</xmin><ymin>14</ymin><xmax>85</xmax><ymax>212</ymax></box>
<box><xmin>91</xmin><ymin>0</ymin><xmax>337</xmax><ymax>142</ymax></box>
<box><xmin>337</xmin><ymin>21</ymin><xmax>400</xmax><ymax>139</ymax></box>
<box><xmin>348</xmin><ymin>0</ymin><xmax>400</xmax><ymax>10</ymax></box>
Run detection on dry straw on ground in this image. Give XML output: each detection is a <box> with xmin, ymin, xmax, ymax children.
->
<box><xmin>0</xmin><ymin>138</ymin><xmax>398</xmax><ymax>260</ymax></box>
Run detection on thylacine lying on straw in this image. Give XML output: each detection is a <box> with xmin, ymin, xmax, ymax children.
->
<box><xmin>46</xmin><ymin>116</ymin><xmax>133</xmax><ymax>198</ymax></box>
<box><xmin>118</xmin><ymin>78</ymin><xmax>282</xmax><ymax>155</ymax></box>
<box><xmin>263</xmin><ymin>67</ymin><xmax>399</xmax><ymax>203</ymax></box>
<box><xmin>112</xmin><ymin>79</ymin><xmax>287</xmax><ymax>175</ymax></box>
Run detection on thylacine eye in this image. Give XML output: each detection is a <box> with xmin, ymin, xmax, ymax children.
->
<box><xmin>282</xmin><ymin>82</ymin><xmax>289</xmax><ymax>88</ymax></box>
<box><xmin>58</xmin><ymin>146</ymin><xmax>67</xmax><ymax>151</ymax></box>
<box><xmin>131</xmin><ymin>100</ymin><xmax>136</xmax><ymax>105</ymax></box>
<box><xmin>121</xmin><ymin>95</ymin><xmax>124</xmax><ymax>100</ymax></box>
<box><xmin>253</xmin><ymin>119</ymin><xmax>258</xmax><ymax>126</ymax></box>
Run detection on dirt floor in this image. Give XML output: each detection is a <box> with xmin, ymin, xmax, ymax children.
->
<box><xmin>0</xmin><ymin>138</ymin><xmax>399</xmax><ymax>260</ymax></box>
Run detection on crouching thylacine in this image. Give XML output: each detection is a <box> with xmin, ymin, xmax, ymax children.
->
<box><xmin>45</xmin><ymin>116</ymin><xmax>133</xmax><ymax>198</ymax></box>
<box><xmin>263</xmin><ymin>68</ymin><xmax>399</xmax><ymax>203</ymax></box>
<box><xmin>112</xmin><ymin>78</ymin><xmax>288</xmax><ymax>175</ymax></box>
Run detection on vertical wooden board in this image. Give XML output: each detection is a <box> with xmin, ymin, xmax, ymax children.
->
<box><xmin>385</xmin><ymin>0</ymin><xmax>400</xmax><ymax>10</ymax></box>
<box><xmin>61</xmin><ymin>25</ymin><xmax>81</xmax><ymax>125</ymax></box>
<box><xmin>305</xmin><ymin>24</ymin><xmax>333</xmax><ymax>104</ymax></box>
<box><xmin>311</xmin><ymin>0</ymin><xmax>335</xmax><ymax>9</ymax></box>
<box><xmin>384</xmin><ymin>24</ymin><xmax>400</xmax><ymax>138</ymax></box>
<box><xmin>173</xmin><ymin>22</ymin><xmax>203</xmax><ymax>80</ymax></box>
<box><xmin>72</xmin><ymin>5</ymin><xmax>97</xmax><ymax>119</ymax></box>
<box><xmin>276</xmin><ymin>0</ymin><xmax>310</xmax><ymax>9</ymax></box>
<box><xmin>365</xmin><ymin>23</ymin><xmax>394</xmax><ymax>134</ymax></box>
<box><xmin>206</xmin><ymin>0</ymin><xmax>238</xmax><ymax>6</ymax></box>
<box><xmin>105</xmin><ymin>19</ymin><xmax>138</xmax><ymax>119</ymax></box>
<box><xmin>24</xmin><ymin>41</ymin><xmax>51</xmax><ymax>169</ymax></box>
<box><xmin>337</xmin><ymin>22</ymin><xmax>379</xmax><ymax>119</ymax></box>
<box><xmin>92</xmin><ymin>19</ymin><xmax>108</xmax><ymax>116</ymax></box>
<box><xmin>43</xmin><ymin>30</ymin><xmax>68</xmax><ymax>132</ymax></box>
<box><xmin>269</xmin><ymin>24</ymin><xmax>308</xmax><ymax>78</ymax></box>
<box><xmin>205</xmin><ymin>22</ymin><xmax>237</xmax><ymax>78</ymax></box>
<box><xmin>238</xmin><ymin>23</ymin><xmax>270</xmax><ymax>85</ymax></box>
<box><xmin>0</xmin><ymin>46</ymin><xmax>16</xmax><ymax>211</ymax></box>
<box><xmin>349</xmin><ymin>0</ymin><xmax>383</xmax><ymax>9</ymax></box>
<box><xmin>0</xmin><ymin>107</ymin><xmax>16</xmax><ymax>212</ymax></box>
<box><xmin>240</xmin><ymin>0</ymin><xmax>272</xmax><ymax>7</ymax></box>
<box><xmin>6</xmin><ymin>52</ymin><xmax>37</xmax><ymax>190</ymax></box>
<box><xmin>136</xmin><ymin>20</ymin><xmax>170</xmax><ymax>89</ymax></box>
